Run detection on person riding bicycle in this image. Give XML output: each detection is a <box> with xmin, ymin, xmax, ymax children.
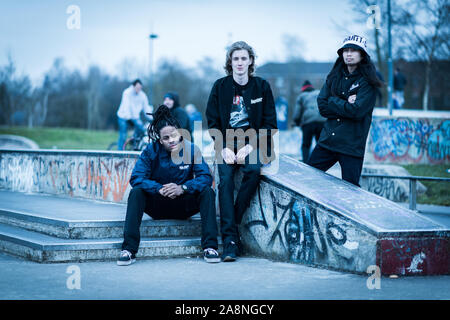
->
<box><xmin>116</xmin><ymin>79</ymin><xmax>153</xmax><ymax>150</ymax></box>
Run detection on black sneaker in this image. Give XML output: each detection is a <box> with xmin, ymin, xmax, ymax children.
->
<box><xmin>117</xmin><ymin>250</ymin><xmax>136</xmax><ymax>266</ymax></box>
<box><xmin>222</xmin><ymin>241</ymin><xmax>239</xmax><ymax>262</ymax></box>
<box><xmin>203</xmin><ymin>248</ymin><xmax>221</xmax><ymax>263</ymax></box>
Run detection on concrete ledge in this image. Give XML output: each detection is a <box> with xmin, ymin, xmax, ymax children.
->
<box><xmin>0</xmin><ymin>135</ymin><xmax>39</xmax><ymax>150</ymax></box>
<box><xmin>239</xmin><ymin>155</ymin><xmax>450</xmax><ymax>276</ymax></box>
<box><xmin>0</xmin><ymin>208</ymin><xmax>202</xmax><ymax>239</ymax></box>
<box><xmin>327</xmin><ymin>163</ymin><xmax>427</xmax><ymax>202</ymax></box>
<box><xmin>0</xmin><ymin>223</ymin><xmax>205</xmax><ymax>263</ymax></box>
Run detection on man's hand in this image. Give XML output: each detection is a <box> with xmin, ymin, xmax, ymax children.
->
<box><xmin>236</xmin><ymin>144</ymin><xmax>254</xmax><ymax>163</ymax></box>
<box><xmin>348</xmin><ymin>94</ymin><xmax>356</xmax><ymax>104</ymax></box>
<box><xmin>221</xmin><ymin>147</ymin><xmax>236</xmax><ymax>165</ymax></box>
<box><xmin>159</xmin><ymin>183</ymin><xmax>184</xmax><ymax>199</ymax></box>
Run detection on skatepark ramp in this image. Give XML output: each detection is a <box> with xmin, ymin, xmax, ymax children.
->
<box><xmin>0</xmin><ymin>149</ymin><xmax>448</xmax><ymax>275</ymax></box>
<box><xmin>240</xmin><ymin>155</ymin><xmax>449</xmax><ymax>275</ymax></box>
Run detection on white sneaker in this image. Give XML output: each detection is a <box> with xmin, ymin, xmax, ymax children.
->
<box><xmin>117</xmin><ymin>250</ymin><xmax>136</xmax><ymax>266</ymax></box>
<box><xmin>203</xmin><ymin>248</ymin><xmax>221</xmax><ymax>263</ymax></box>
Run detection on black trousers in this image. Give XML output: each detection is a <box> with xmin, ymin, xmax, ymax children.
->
<box><xmin>217</xmin><ymin>161</ymin><xmax>262</xmax><ymax>245</ymax></box>
<box><xmin>121</xmin><ymin>187</ymin><xmax>219</xmax><ymax>254</ymax></box>
<box><xmin>307</xmin><ymin>144</ymin><xmax>364</xmax><ymax>187</ymax></box>
<box><xmin>301</xmin><ymin>121</ymin><xmax>324</xmax><ymax>163</ymax></box>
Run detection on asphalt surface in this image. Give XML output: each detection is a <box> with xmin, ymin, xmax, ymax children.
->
<box><xmin>0</xmin><ymin>252</ymin><xmax>448</xmax><ymax>300</ymax></box>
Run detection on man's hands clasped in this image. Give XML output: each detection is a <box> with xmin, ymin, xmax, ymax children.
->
<box><xmin>221</xmin><ymin>145</ymin><xmax>254</xmax><ymax>165</ymax></box>
<box><xmin>159</xmin><ymin>183</ymin><xmax>184</xmax><ymax>199</ymax></box>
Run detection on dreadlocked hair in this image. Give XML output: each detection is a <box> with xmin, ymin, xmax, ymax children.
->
<box><xmin>147</xmin><ymin>104</ymin><xmax>181</xmax><ymax>143</ymax></box>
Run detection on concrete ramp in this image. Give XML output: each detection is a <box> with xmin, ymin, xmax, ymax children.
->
<box><xmin>240</xmin><ymin>155</ymin><xmax>449</xmax><ymax>276</ymax></box>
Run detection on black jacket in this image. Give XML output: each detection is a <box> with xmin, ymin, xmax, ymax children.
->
<box><xmin>317</xmin><ymin>67</ymin><xmax>377</xmax><ymax>158</ymax></box>
<box><xmin>206</xmin><ymin>75</ymin><xmax>277</xmax><ymax>161</ymax></box>
<box><xmin>130</xmin><ymin>140</ymin><xmax>212</xmax><ymax>195</ymax></box>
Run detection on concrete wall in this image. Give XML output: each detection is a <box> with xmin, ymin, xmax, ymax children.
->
<box><xmin>365</xmin><ymin>110</ymin><xmax>450</xmax><ymax>165</ymax></box>
<box><xmin>0</xmin><ymin>150</ymin><xmax>138</xmax><ymax>203</ymax></box>
<box><xmin>241</xmin><ymin>180</ymin><xmax>378</xmax><ymax>273</ymax></box>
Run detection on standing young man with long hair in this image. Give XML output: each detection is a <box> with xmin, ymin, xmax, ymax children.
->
<box><xmin>307</xmin><ymin>35</ymin><xmax>383</xmax><ymax>186</ymax></box>
<box><xmin>206</xmin><ymin>41</ymin><xmax>277</xmax><ymax>262</ymax></box>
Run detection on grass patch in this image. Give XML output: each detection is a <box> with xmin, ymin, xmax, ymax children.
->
<box><xmin>402</xmin><ymin>164</ymin><xmax>450</xmax><ymax>206</ymax></box>
<box><xmin>0</xmin><ymin>126</ymin><xmax>119</xmax><ymax>150</ymax></box>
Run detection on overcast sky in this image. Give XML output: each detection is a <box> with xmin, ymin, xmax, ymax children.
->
<box><xmin>0</xmin><ymin>0</ymin><xmax>371</xmax><ymax>85</ymax></box>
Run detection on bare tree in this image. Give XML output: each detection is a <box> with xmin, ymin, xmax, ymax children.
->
<box><xmin>281</xmin><ymin>33</ymin><xmax>306</xmax><ymax>62</ymax></box>
<box><xmin>397</xmin><ymin>0</ymin><xmax>449</xmax><ymax>110</ymax></box>
<box><xmin>0</xmin><ymin>54</ymin><xmax>32</xmax><ymax>126</ymax></box>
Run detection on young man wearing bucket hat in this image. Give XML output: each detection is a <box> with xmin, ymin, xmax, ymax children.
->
<box><xmin>307</xmin><ymin>35</ymin><xmax>383</xmax><ymax>186</ymax></box>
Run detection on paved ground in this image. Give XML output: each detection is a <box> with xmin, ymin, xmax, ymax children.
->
<box><xmin>0</xmin><ymin>251</ymin><xmax>448</xmax><ymax>300</ymax></box>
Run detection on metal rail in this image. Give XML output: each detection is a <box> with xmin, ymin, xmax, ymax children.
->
<box><xmin>360</xmin><ymin>174</ymin><xmax>450</xmax><ymax>210</ymax></box>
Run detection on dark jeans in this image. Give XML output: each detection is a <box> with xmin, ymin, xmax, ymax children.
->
<box><xmin>117</xmin><ymin>117</ymin><xmax>146</xmax><ymax>151</ymax></box>
<box><xmin>307</xmin><ymin>144</ymin><xmax>364</xmax><ymax>187</ymax></box>
<box><xmin>301</xmin><ymin>121</ymin><xmax>324</xmax><ymax>163</ymax></box>
<box><xmin>217</xmin><ymin>160</ymin><xmax>262</xmax><ymax>245</ymax></box>
<box><xmin>121</xmin><ymin>187</ymin><xmax>218</xmax><ymax>254</ymax></box>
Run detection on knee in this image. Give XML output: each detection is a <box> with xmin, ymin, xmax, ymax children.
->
<box><xmin>199</xmin><ymin>187</ymin><xmax>215</xmax><ymax>200</ymax></box>
<box><xmin>242</xmin><ymin>164</ymin><xmax>261</xmax><ymax>177</ymax></box>
<box><xmin>128</xmin><ymin>187</ymin><xmax>146</xmax><ymax>200</ymax></box>
<box><xmin>218</xmin><ymin>174</ymin><xmax>234</xmax><ymax>187</ymax></box>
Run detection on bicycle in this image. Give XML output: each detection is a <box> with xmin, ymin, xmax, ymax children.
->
<box><xmin>107</xmin><ymin>120</ymin><xmax>151</xmax><ymax>151</ymax></box>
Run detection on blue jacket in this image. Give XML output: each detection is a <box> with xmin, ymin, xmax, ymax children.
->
<box><xmin>129</xmin><ymin>139</ymin><xmax>212</xmax><ymax>194</ymax></box>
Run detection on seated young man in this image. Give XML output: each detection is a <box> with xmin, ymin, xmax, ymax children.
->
<box><xmin>117</xmin><ymin>105</ymin><xmax>220</xmax><ymax>265</ymax></box>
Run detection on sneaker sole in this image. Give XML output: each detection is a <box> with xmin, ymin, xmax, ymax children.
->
<box><xmin>204</xmin><ymin>257</ymin><xmax>221</xmax><ymax>263</ymax></box>
<box><xmin>117</xmin><ymin>259</ymin><xmax>136</xmax><ymax>266</ymax></box>
<box><xmin>222</xmin><ymin>256</ymin><xmax>236</xmax><ymax>262</ymax></box>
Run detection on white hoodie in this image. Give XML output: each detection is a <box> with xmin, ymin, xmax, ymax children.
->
<box><xmin>117</xmin><ymin>85</ymin><xmax>153</xmax><ymax>120</ymax></box>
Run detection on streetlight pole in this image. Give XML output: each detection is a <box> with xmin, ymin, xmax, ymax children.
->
<box><xmin>387</xmin><ymin>0</ymin><xmax>393</xmax><ymax>115</ymax></box>
<box><xmin>148</xmin><ymin>33</ymin><xmax>158</xmax><ymax>106</ymax></box>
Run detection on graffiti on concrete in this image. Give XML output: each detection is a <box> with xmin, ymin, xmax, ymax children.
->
<box><xmin>242</xmin><ymin>182</ymin><xmax>376</xmax><ymax>272</ymax></box>
<box><xmin>368</xmin><ymin>118</ymin><xmax>449</xmax><ymax>164</ymax></box>
<box><xmin>361</xmin><ymin>176</ymin><xmax>406</xmax><ymax>202</ymax></box>
<box><xmin>0</xmin><ymin>152</ymin><xmax>137</xmax><ymax>203</ymax></box>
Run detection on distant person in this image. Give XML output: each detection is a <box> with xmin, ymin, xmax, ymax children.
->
<box><xmin>185</xmin><ymin>103</ymin><xmax>202</xmax><ymax>143</ymax></box>
<box><xmin>275</xmin><ymin>96</ymin><xmax>288</xmax><ymax>130</ymax></box>
<box><xmin>163</xmin><ymin>92</ymin><xmax>193</xmax><ymax>139</ymax></box>
<box><xmin>116</xmin><ymin>79</ymin><xmax>153</xmax><ymax>150</ymax></box>
<box><xmin>117</xmin><ymin>105</ymin><xmax>220</xmax><ymax>265</ymax></box>
<box><xmin>185</xmin><ymin>103</ymin><xmax>202</xmax><ymax>129</ymax></box>
<box><xmin>292</xmin><ymin>80</ymin><xmax>326</xmax><ymax>162</ymax></box>
<box><xmin>393</xmin><ymin>67</ymin><xmax>407</xmax><ymax>109</ymax></box>
<box><xmin>307</xmin><ymin>35</ymin><xmax>383</xmax><ymax>186</ymax></box>
<box><xmin>206</xmin><ymin>41</ymin><xmax>277</xmax><ymax>262</ymax></box>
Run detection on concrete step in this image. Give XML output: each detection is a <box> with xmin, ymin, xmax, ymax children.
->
<box><xmin>0</xmin><ymin>223</ymin><xmax>206</xmax><ymax>263</ymax></box>
<box><xmin>0</xmin><ymin>191</ymin><xmax>203</xmax><ymax>239</ymax></box>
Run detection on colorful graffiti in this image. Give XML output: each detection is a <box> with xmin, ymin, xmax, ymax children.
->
<box><xmin>367</xmin><ymin>118</ymin><xmax>450</xmax><ymax>164</ymax></box>
<box><xmin>0</xmin><ymin>152</ymin><xmax>137</xmax><ymax>203</ymax></box>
